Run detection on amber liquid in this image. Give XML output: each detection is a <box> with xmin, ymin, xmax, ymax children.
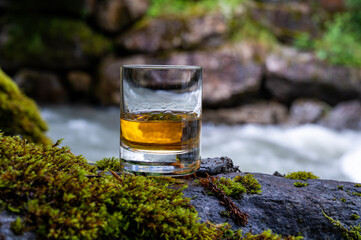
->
<box><xmin>120</xmin><ymin>111</ymin><xmax>201</xmax><ymax>151</ymax></box>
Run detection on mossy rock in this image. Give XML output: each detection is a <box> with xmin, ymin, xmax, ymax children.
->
<box><xmin>0</xmin><ymin>16</ymin><xmax>112</xmax><ymax>70</ymax></box>
<box><xmin>0</xmin><ymin>68</ymin><xmax>51</xmax><ymax>145</ymax></box>
<box><xmin>0</xmin><ymin>134</ymin><xmax>305</xmax><ymax>239</ymax></box>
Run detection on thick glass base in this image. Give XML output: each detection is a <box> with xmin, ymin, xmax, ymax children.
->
<box><xmin>120</xmin><ymin>145</ymin><xmax>201</xmax><ymax>176</ymax></box>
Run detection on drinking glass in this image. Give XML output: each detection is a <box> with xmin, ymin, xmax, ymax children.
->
<box><xmin>120</xmin><ymin>65</ymin><xmax>202</xmax><ymax>176</ymax></box>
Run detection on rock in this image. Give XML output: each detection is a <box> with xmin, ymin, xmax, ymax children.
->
<box><xmin>0</xmin><ymin>68</ymin><xmax>51</xmax><ymax>145</ymax></box>
<box><xmin>184</xmin><ymin>170</ymin><xmax>361</xmax><ymax>239</ymax></box>
<box><xmin>14</xmin><ymin>69</ymin><xmax>67</xmax><ymax>103</ymax></box>
<box><xmin>0</xmin><ymin>0</ymin><xmax>93</xmax><ymax>16</ymax></box>
<box><xmin>117</xmin><ymin>13</ymin><xmax>227</xmax><ymax>53</ymax></box>
<box><xmin>320</xmin><ymin>100</ymin><xmax>361</xmax><ymax>130</ymax></box>
<box><xmin>0</xmin><ymin>211</ymin><xmax>36</xmax><ymax>240</ymax></box>
<box><xmin>97</xmin><ymin>45</ymin><xmax>263</xmax><ymax>106</ymax></box>
<box><xmin>198</xmin><ymin>157</ymin><xmax>239</xmax><ymax>176</ymax></box>
<box><xmin>287</xmin><ymin>98</ymin><xmax>330</xmax><ymax>125</ymax></box>
<box><xmin>95</xmin><ymin>0</ymin><xmax>150</xmax><ymax>33</ymax></box>
<box><xmin>67</xmin><ymin>71</ymin><xmax>92</xmax><ymax>93</ymax></box>
<box><xmin>251</xmin><ymin>1</ymin><xmax>320</xmax><ymax>43</ymax></box>
<box><xmin>0</xmin><ymin>17</ymin><xmax>111</xmax><ymax>70</ymax></box>
<box><xmin>203</xmin><ymin>102</ymin><xmax>288</xmax><ymax>125</ymax></box>
<box><xmin>265</xmin><ymin>47</ymin><xmax>361</xmax><ymax>105</ymax></box>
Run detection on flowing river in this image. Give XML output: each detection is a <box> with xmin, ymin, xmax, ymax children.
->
<box><xmin>41</xmin><ymin>105</ymin><xmax>361</xmax><ymax>182</ymax></box>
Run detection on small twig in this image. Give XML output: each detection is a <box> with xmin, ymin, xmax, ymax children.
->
<box><xmin>199</xmin><ymin>174</ymin><xmax>249</xmax><ymax>226</ymax></box>
<box><xmin>109</xmin><ymin>169</ymin><xmax>123</xmax><ymax>183</ymax></box>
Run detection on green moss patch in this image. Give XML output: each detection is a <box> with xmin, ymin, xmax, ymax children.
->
<box><xmin>0</xmin><ymin>68</ymin><xmax>51</xmax><ymax>145</ymax></box>
<box><xmin>95</xmin><ymin>157</ymin><xmax>123</xmax><ymax>172</ymax></box>
<box><xmin>285</xmin><ymin>171</ymin><xmax>319</xmax><ymax>181</ymax></box>
<box><xmin>210</xmin><ymin>174</ymin><xmax>262</xmax><ymax>198</ymax></box>
<box><xmin>294</xmin><ymin>182</ymin><xmax>308</xmax><ymax>188</ymax></box>
<box><xmin>0</xmin><ymin>134</ymin><xmax>225</xmax><ymax>239</ymax></box>
<box><xmin>323</xmin><ymin>211</ymin><xmax>361</xmax><ymax>240</ymax></box>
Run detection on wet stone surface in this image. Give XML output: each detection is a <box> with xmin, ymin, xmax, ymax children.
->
<box><xmin>185</xmin><ymin>157</ymin><xmax>361</xmax><ymax>240</ymax></box>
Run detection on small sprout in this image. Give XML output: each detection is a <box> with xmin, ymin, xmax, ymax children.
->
<box><xmin>351</xmin><ymin>214</ymin><xmax>360</xmax><ymax>220</ymax></box>
<box><xmin>341</xmin><ymin>198</ymin><xmax>346</xmax><ymax>202</ymax></box>
<box><xmin>10</xmin><ymin>217</ymin><xmax>25</xmax><ymax>235</ymax></box>
<box><xmin>337</xmin><ymin>185</ymin><xmax>344</xmax><ymax>190</ymax></box>
<box><xmin>285</xmin><ymin>171</ymin><xmax>319</xmax><ymax>180</ymax></box>
<box><xmin>294</xmin><ymin>182</ymin><xmax>308</xmax><ymax>188</ymax></box>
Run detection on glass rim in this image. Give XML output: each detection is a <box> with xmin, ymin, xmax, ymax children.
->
<box><xmin>122</xmin><ymin>64</ymin><xmax>201</xmax><ymax>70</ymax></box>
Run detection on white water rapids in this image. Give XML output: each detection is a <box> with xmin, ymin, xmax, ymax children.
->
<box><xmin>41</xmin><ymin>105</ymin><xmax>361</xmax><ymax>182</ymax></box>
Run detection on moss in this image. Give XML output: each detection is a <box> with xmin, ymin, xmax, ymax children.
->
<box><xmin>10</xmin><ymin>217</ymin><xmax>26</xmax><ymax>235</ymax></box>
<box><xmin>206</xmin><ymin>174</ymin><xmax>262</xmax><ymax>199</ymax></box>
<box><xmin>0</xmin><ymin>68</ymin><xmax>51</xmax><ymax>145</ymax></box>
<box><xmin>323</xmin><ymin>211</ymin><xmax>361</xmax><ymax>240</ymax></box>
<box><xmin>233</xmin><ymin>174</ymin><xmax>262</xmax><ymax>194</ymax></box>
<box><xmin>353</xmin><ymin>192</ymin><xmax>361</xmax><ymax>197</ymax></box>
<box><xmin>355</xmin><ymin>184</ymin><xmax>361</xmax><ymax>188</ymax></box>
<box><xmin>285</xmin><ymin>171</ymin><xmax>319</xmax><ymax>181</ymax></box>
<box><xmin>294</xmin><ymin>182</ymin><xmax>308</xmax><ymax>188</ymax></box>
<box><xmin>338</xmin><ymin>185</ymin><xmax>344</xmax><ymax>190</ymax></box>
<box><xmin>234</xmin><ymin>229</ymin><xmax>303</xmax><ymax>240</ymax></box>
<box><xmin>1</xmin><ymin>16</ymin><xmax>112</xmax><ymax>67</ymax></box>
<box><xmin>0</xmin><ymin>133</ymin><xmax>238</xmax><ymax>239</ymax></box>
<box><xmin>95</xmin><ymin>157</ymin><xmax>123</xmax><ymax>172</ymax></box>
<box><xmin>341</xmin><ymin>198</ymin><xmax>346</xmax><ymax>203</ymax></box>
<box><xmin>351</xmin><ymin>214</ymin><xmax>360</xmax><ymax>220</ymax></box>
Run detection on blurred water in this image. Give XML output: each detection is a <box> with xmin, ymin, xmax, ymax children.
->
<box><xmin>41</xmin><ymin>105</ymin><xmax>361</xmax><ymax>182</ymax></box>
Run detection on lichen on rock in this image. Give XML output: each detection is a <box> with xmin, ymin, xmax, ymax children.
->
<box><xmin>0</xmin><ymin>68</ymin><xmax>51</xmax><ymax>145</ymax></box>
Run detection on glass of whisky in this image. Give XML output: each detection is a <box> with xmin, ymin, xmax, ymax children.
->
<box><xmin>120</xmin><ymin>65</ymin><xmax>202</xmax><ymax>176</ymax></box>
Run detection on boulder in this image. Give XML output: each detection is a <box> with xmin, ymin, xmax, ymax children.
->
<box><xmin>0</xmin><ymin>68</ymin><xmax>51</xmax><ymax>145</ymax></box>
<box><xmin>97</xmin><ymin>45</ymin><xmax>263</xmax><ymax>106</ymax></box>
<box><xmin>95</xmin><ymin>0</ymin><xmax>150</xmax><ymax>33</ymax></box>
<box><xmin>203</xmin><ymin>101</ymin><xmax>288</xmax><ymax>125</ymax></box>
<box><xmin>0</xmin><ymin>17</ymin><xmax>112</xmax><ymax>71</ymax></box>
<box><xmin>287</xmin><ymin>98</ymin><xmax>330</xmax><ymax>125</ymax></box>
<box><xmin>265</xmin><ymin>47</ymin><xmax>361</xmax><ymax>105</ymax></box>
<box><xmin>184</xmin><ymin>169</ymin><xmax>361</xmax><ymax>239</ymax></box>
<box><xmin>14</xmin><ymin>69</ymin><xmax>67</xmax><ymax>103</ymax></box>
<box><xmin>117</xmin><ymin>13</ymin><xmax>227</xmax><ymax>53</ymax></box>
<box><xmin>320</xmin><ymin>100</ymin><xmax>361</xmax><ymax>130</ymax></box>
<box><xmin>251</xmin><ymin>1</ymin><xmax>320</xmax><ymax>43</ymax></box>
<box><xmin>67</xmin><ymin>70</ymin><xmax>92</xmax><ymax>93</ymax></box>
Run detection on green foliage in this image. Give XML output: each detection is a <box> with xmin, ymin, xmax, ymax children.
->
<box><xmin>0</xmin><ymin>68</ymin><xmax>51</xmax><ymax>145</ymax></box>
<box><xmin>95</xmin><ymin>157</ymin><xmax>123</xmax><ymax>172</ymax></box>
<box><xmin>285</xmin><ymin>171</ymin><xmax>319</xmax><ymax>181</ymax></box>
<box><xmin>341</xmin><ymin>198</ymin><xmax>346</xmax><ymax>203</ymax></box>
<box><xmin>314</xmin><ymin>13</ymin><xmax>361</xmax><ymax>67</ymax></box>
<box><xmin>323</xmin><ymin>211</ymin><xmax>361</xmax><ymax>240</ymax></box>
<box><xmin>338</xmin><ymin>186</ymin><xmax>345</xmax><ymax>190</ymax></box>
<box><xmin>294</xmin><ymin>182</ymin><xmax>308</xmax><ymax>188</ymax></box>
<box><xmin>293</xmin><ymin>32</ymin><xmax>314</xmax><ymax>50</ymax></box>
<box><xmin>351</xmin><ymin>214</ymin><xmax>360</xmax><ymax>220</ymax></box>
<box><xmin>355</xmin><ymin>184</ymin><xmax>361</xmax><ymax>188</ymax></box>
<box><xmin>0</xmin><ymin>133</ymin><xmax>234</xmax><ymax>239</ymax></box>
